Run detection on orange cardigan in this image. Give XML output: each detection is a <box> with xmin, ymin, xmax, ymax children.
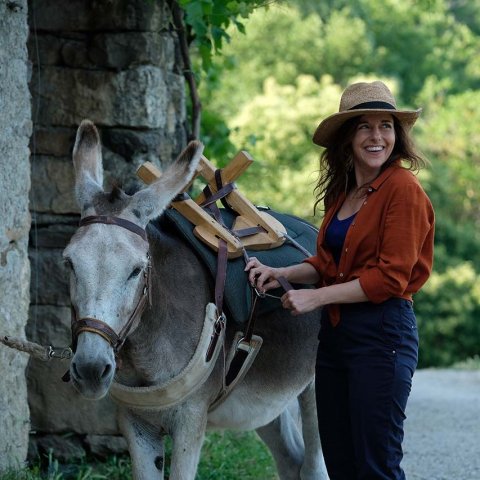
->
<box><xmin>304</xmin><ymin>164</ymin><xmax>435</xmax><ymax>326</ymax></box>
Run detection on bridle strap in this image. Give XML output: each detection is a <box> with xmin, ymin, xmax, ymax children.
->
<box><xmin>70</xmin><ymin>272</ymin><xmax>150</xmax><ymax>354</ymax></box>
<box><xmin>72</xmin><ymin>318</ymin><xmax>120</xmax><ymax>350</ymax></box>
<box><xmin>80</xmin><ymin>215</ymin><xmax>148</xmax><ymax>242</ymax></box>
<box><xmin>116</xmin><ymin>277</ymin><xmax>150</xmax><ymax>350</ymax></box>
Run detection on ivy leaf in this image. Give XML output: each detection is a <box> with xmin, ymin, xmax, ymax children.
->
<box><xmin>183</xmin><ymin>1</ymin><xmax>208</xmax><ymax>38</ymax></box>
<box><xmin>233</xmin><ymin>18</ymin><xmax>246</xmax><ymax>34</ymax></box>
<box><xmin>180</xmin><ymin>0</ymin><xmax>265</xmax><ymax>73</ymax></box>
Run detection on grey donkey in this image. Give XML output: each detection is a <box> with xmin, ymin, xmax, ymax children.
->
<box><xmin>63</xmin><ymin>120</ymin><xmax>328</xmax><ymax>479</ymax></box>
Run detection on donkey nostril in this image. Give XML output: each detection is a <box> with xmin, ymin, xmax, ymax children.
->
<box><xmin>101</xmin><ymin>363</ymin><xmax>112</xmax><ymax>379</ymax></box>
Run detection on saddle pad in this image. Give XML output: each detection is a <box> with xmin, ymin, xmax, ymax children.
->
<box><xmin>162</xmin><ymin>207</ymin><xmax>319</xmax><ymax>325</ymax></box>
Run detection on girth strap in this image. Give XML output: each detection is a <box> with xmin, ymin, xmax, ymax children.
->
<box><xmin>192</xmin><ymin>169</ymin><xmax>303</xmax><ymax>407</ymax></box>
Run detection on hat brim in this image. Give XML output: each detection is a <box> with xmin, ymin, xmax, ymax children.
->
<box><xmin>312</xmin><ymin>108</ymin><xmax>422</xmax><ymax>148</ymax></box>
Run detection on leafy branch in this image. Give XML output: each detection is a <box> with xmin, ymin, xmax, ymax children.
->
<box><xmin>167</xmin><ymin>0</ymin><xmax>273</xmax><ymax>140</ymax></box>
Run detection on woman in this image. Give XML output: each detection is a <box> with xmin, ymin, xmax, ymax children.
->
<box><xmin>245</xmin><ymin>81</ymin><xmax>435</xmax><ymax>479</ymax></box>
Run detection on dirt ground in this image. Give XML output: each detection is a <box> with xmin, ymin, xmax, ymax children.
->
<box><xmin>402</xmin><ymin>368</ymin><xmax>480</xmax><ymax>480</ymax></box>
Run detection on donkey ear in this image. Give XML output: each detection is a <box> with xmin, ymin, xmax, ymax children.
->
<box><xmin>72</xmin><ymin>120</ymin><xmax>104</xmax><ymax>212</ymax></box>
<box><xmin>129</xmin><ymin>140</ymin><xmax>204</xmax><ymax>225</ymax></box>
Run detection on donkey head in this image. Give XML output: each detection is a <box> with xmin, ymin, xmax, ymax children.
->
<box><xmin>63</xmin><ymin>120</ymin><xmax>203</xmax><ymax>399</ymax></box>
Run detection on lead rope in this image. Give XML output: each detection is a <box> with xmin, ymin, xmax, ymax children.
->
<box><xmin>0</xmin><ymin>334</ymin><xmax>73</xmax><ymax>361</ymax></box>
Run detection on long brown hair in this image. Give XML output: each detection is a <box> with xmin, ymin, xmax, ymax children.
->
<box><xmin>313</xmin><ymin>116</ymin><xmax>427</xmax><ymax>213</ymax></box>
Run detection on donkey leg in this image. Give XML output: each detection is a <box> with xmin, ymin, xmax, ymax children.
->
<box><xmin>256</xmin><ymin>402</ymin><xmax>304</xmax><ymax>480</ymax></box>
<box><xmin>168</xmin><ymin>408</ymin><xmax>207</xmax><ymax>480</ymax></box>
<box><xmin>118</xmin><ymin>408</ymin><xmax>165</xmax><ymax>480</ymax></box>
<box><xmin>298</xmin><ymin>381</ymin><xmax>328</xmax><ymax>480</ymax></box>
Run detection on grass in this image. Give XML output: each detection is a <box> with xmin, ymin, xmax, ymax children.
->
<box><xmin>196</xmin><ymin>432</ymin><xmax>277</xmax><ymax>480</ymax></box>
<box><xmin>0</xmin><ymin>431</ymin><xmax>277</xmax><ymax>480</ymax></box>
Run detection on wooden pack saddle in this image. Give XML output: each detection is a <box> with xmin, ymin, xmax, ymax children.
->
<box><xmin>137</xmin><ymin>150</ymin><xmax>288</xmax><ymax>258</ymax></box>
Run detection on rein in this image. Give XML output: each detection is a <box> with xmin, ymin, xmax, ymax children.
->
<box><xmin>69</xmin><ymin>216</ymin><xmax>151</xmax><ymax>356</ymax></box>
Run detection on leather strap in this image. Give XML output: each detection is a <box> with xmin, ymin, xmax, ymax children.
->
<box><xmin>214</xmin><ymin>239</ymin><xmax>228</xmax><ymax>317</ymax></box>
<box><xmin>80</xmin><ymin>215</ymin><xmax>148</xmax><ymax>242</ymax></box>
<box><xmin>116</xmin><ymin>281</ymin><xmax>150</xmax><ymax>350</ymax></box>
<box><xmin>72</xmin><ymin>318</ymin><xmax>120</xmax><ymax>351</ymax></box>
<box><xmin>70</xmin><ymin>274</ymin><xmax>150</xmax><ymax>355</ymax></box>
<box><xmin>232</xmin><ymin>226</ymin><xmax>266</xmax><ymax>238</ymax></box>
<box><xmin>277</xmin><ymin>276</ymin><xmax>293</xmax><ymax>292</ymax></box>
<box><xmin>201</xmin><ymin>182</ymin><xmax>230</xmax><ymax>362</ymax></box>
<box><xmin>283</xmin><ymin>232</ymin><xmax>313</xmax><ymax>257</ymax></box>
<box><xmin>199</xmin><ymin>183</ymin><xmax>235</xmax><ymax>208</ymax></box>
<box><xmin>215</xmin><ymin>168</ymin><xmax>234</xmax><ymax>211</ymax></box>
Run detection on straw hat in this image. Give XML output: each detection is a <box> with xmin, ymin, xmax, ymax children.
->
<box><xmin>312</xmin><ymin>81</ymin><xmax>421</xmax><ymax>148</ymax></box>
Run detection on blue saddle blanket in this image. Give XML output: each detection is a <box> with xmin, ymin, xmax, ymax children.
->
<box><xmin>163</xmin><ymin>207</ymin><xmax>318</xmax><ymax>325</ymax></box>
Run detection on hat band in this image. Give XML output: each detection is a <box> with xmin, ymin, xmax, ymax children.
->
<box><xmin>349</xmin><ymin>101</ymin><xmax>396</xmax><ymax>111</ymax></box>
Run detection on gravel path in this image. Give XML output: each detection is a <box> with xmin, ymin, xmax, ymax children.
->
<box><xmin>402</xmin><ymin>369</ymin><xmax>480</xmax><ymax>480</ymax></box>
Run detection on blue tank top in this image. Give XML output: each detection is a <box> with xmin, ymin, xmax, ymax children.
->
<box><xmin>325</xmin><ymin>212</ymin><xmax>356</xmax><ymax>265</ymax></box>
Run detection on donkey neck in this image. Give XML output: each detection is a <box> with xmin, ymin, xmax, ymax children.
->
<box><xmin>116</xmin><ymin>225</ymin><xmax>213</xmax><ymax>387</ymax></box>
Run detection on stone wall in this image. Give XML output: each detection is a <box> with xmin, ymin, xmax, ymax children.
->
<box><xmin>0</xmin><ymin>0</ymin><xmax>32</xmax><ymax>471</ymax></box>
<box><xmin>27</xmin><ymin>0</ymin><xmax>187</xmax><ymax>460</ymax></box>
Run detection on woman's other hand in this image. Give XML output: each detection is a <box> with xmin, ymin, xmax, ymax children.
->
<box><xmin>244</xmin><ymin>257</ymin><xmax>282</xmax><ymax>292</ymax></box>
<box><xmin>281</xmin><ymin>289</ymin><xmax>323</xmax><ymax>316</ymax></box>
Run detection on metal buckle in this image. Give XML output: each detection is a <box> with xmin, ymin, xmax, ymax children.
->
<box><xmin>236</xmin><ymin>337</ymin><xmax>253</xmax><ymax>353</ymax></box>
<box><xmin>253</xmin><ymin>285</ymin><xmax>266</xmax><ymax>298</ymax></box>
<box><xmin>214</xmin><ymin>313</ymin><xmax>226</xmax><ymax>334</ymax></box>
<box><xmin>47</xmin><ymin>346</ymin><xmax>73</xmax><ymax>360</ymax></box>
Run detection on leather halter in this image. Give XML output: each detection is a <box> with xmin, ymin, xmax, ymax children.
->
<box><xmin>70</xmin><ymin>215</ymin><xmax>151</xmax><ymax>354</ymax></box>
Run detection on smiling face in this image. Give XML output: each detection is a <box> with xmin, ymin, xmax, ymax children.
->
<box><xmin>351</xmin><ymin>113</ymin><xmax>396</xmax><ymax>182</ymax></box>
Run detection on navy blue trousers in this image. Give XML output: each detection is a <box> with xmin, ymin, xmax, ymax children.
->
<box><xmin>315</xmin><ymin>298</ymin><xmax>418</xmax><ymax>480</ymax></box>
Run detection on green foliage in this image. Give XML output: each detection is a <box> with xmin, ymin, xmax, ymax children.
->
<box><xmin>200</xmin><ymin>4</ymin><xmax>373</xmax><ymax>119</ymax></box>
<box><xmin>449</xmin><ymin>0</ymin><xmax>480</xmax><ymax>35</ymax></box>
<box><xmin>416</xmin><ymin>89</ymin><xmax>480</xmax><ymax>271</ymax></box>
<box><xmin>415</xmin><ymin>263</ymin><xmax>480</xmax><ymax>367</ymax></box>
<box><xmin>179</xmin><ymin>0</ymin><xmax>267</xmax><ymax>70</ymax></box>
<box><xmin>452</xmin><ymin>355</ymin><xmax>480</xmax><ymax>370</ymax></box>
<box><xmin>418</xmin><ymin>90</ymin><xmax>480</xmax><ymax>208</ymax></box>
<box><xmin>193</xmin><ymin>0</ymin><xmax>480</xmax><ymax>367</ymax></box>
<box><xmin>229</xmin><ymin>74</ymin><xmax>342</xmax><ymax>221</ymax></box>
<box><xmin>293</xmin><ymin>0</ymin><xmax>480</xmax><ymax>102</ymax></box>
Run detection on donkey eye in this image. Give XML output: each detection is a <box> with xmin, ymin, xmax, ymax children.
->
<box><xmin>128</xmin><ymin>267</ymin><xmax>142</xmax><ymax>280</ymax></box>
<box><xmin>64</xmin><ymin>258</ymin><xmax>75</xmax><ymax>272</ymax></box>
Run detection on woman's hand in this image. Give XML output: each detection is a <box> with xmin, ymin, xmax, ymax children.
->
<box><xmin>281</xmin><ymin>279</ymin><xmax>369</xmax><ymax>316</ymax></box>
<box><xmin>244</xmin><ymin>257</ymin><xmax>283</xmax><ymax>292</ymax></box>
<box><xmin>281</xmin><ymin>289</ymin><xmax>324</xmax><ymax>316</ymax></box>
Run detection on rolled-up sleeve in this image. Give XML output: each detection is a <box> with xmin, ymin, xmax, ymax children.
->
<box><xmin>359</xmin><ymin>182</ymin><xmax>435</xmax><ymax>303</ymax></box>
<box><xmin>303</xmin><ymin>235</ymin><xmax>336</xmax><ymax>282</ymax></box>
<box><xmin>304</xmin><ymin>255</ymin><xmax>322</xmax><ymax>274</ymax></box>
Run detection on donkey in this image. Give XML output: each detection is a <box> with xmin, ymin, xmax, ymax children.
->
<box><xmin>63</xmin><ymin>120</ymin><xmax>327</xmax><ymax>479</ymax></box>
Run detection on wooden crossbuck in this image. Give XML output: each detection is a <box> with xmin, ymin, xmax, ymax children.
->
<box><xmin>137</xmin><ymin>151</ymin><xmax>286</xmax><ymax>258</ymax></box>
